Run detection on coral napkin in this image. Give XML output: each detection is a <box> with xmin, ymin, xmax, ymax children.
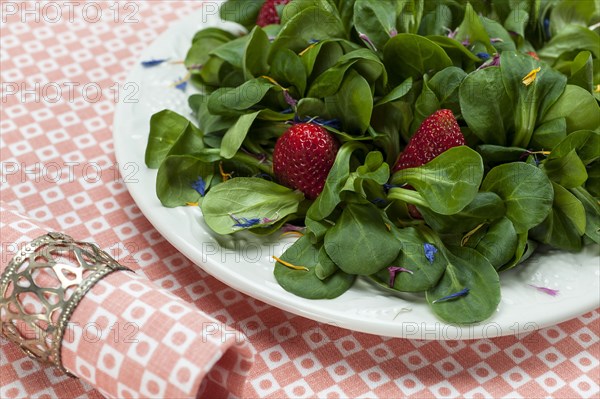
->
<box><xmin>0</xmin><ymin>203</ymin><xmax>255</xmax><ymax>399</ymax></box>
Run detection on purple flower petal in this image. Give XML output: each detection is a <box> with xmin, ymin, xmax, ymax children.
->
<box><xmin>388</xmin><ymin>266</ymin><xmax>413</xmax><ymax>287</ymax></box>
<box><xmin>529</xmin><ymin>284</ymin><xmax>559</xmax><ymax>297</ymax></box>
<box><xmin>444</xmin><ymin>27</ymin><xmax>458</xmax><ymax>39</ymax></box>
<box><xmin>281</xmin><ymin>224</ymin><xmax>305</xmax><ymax>233</ymax></box>
<box><xmin>283</xmin><ymin>90</ymin><xmax>298</xmax><ymax>107</ymax></box>
<box><xmin>476</xmin><ymin>53</ymin><xmax>500</xmax><ymax>70</ymax></box>
<box><xmin>358</xmin><ymin>32</ymin><xmax>378</xmax><ymax>52</ymax></box>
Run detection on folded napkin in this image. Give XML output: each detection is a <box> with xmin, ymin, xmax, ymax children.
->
<box><xmin>0</xmin><ymin>203</ymin><xmax>255</xmax><ymax>398</ymax></box>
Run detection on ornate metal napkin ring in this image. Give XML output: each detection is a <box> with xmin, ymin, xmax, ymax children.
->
<box><xmin>0</xmin><ymin>232</ymin><xmax>132</xmax><ymax>376</ymax></box>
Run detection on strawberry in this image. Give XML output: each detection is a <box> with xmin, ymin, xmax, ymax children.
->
<box><xmin>273</xmin><ymin>123</ymin><xmax>340</xmax><ymax>199</ymax></box>
<box><xmin>393</xmin><ymin>109</ymin><xmax>464</xmax><ymax>172</ymax></box>
<box><xmin>392</xmin><ymin>109</ymin><xmax>465</xmax><ymax>219</ymax></box>
<box><xmin>256</xmin><ymin>0</ymin><xmax>290</xmax><ymax>27</ymax></box>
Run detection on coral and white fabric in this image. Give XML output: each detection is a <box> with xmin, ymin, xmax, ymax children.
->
<box><xmin>0</xmin><ymin>204</ymin><xmax>255</xmax><ymax>399</ymax></box>
<box><xmin>1</xmin><ymin>1</ymin><xmax>598</xmax><ymax>398</ymax></box>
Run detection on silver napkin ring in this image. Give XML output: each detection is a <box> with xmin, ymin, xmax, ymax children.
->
<box><xmin>0</xmin><ymin>232</ymin><xmax>133</xmax><ymax>375</ymax></box>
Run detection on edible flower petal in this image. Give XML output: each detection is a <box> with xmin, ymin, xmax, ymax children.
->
<box><xmin>261</xmin><ymin>75</ymin><xmax>283</xmax><ymax>88</ymax></box>
<box><xmin>432</xmin><ymin>287</ymin><xmax>469</xmax><ymax>304</ymax></box>
<box><xmin>522</xmin><ymin>67</ymin><xmax>541</xmax><ymax>86</ymax></box>
<box><xmin>175</xmin><ymin>80</ymin><xmax>188</xmax><ymax>92</ymax></box>
<box><xmin>461</xmin><ymin>223</ymin><xmax>485</xmax><ymax>246</ymax></box>
<box><xmin>444</xmin><ymin>27</ymin><xmax>458</xmax><ymax>39</ymax></box>
<box><xmin>423</xmin><ymin>243</ymin><xmax>437</xmax><ymax>264</ymax></box>
<box><xmin>191</xmin><ymin>176</ymin><xmax>206</xmax><ymax>196</ymax></box>
<box><xmin>529</xmin><ymin>284</ymin><xmax>559</xmax><ymax>296</ymax></box>
<box><xmin>219</xmin><ymin>162</ymin><xmax>233</xmax><ymax>181</ymax></box>
<box><xmin>299</xmin><ymin>41</ymin><xmax>318</xmax><ymax>56</ymax></box>
<box><xmin>141</xmin><ymin>58</ymin><xmax>169</xmax><ymax>67</ymax></box>
<box><xmin>283</xmin><ymin>90</ymin><xmax>298</xmax><ymax>107</ymax></box>
<box><xmin>358</xmin><ymin>32</ymin><xmax>378</xmax><ymax>52</ymax></box>
<box><xmin>388</xmin><ymin>266</ymin><xmax>413</xmax><ymax>287</ymax></box>
<box><xmin>476</xmin><ymin>53</ymin><xmax>500</xmax><ymax>70</ymax></box>
<box><xmin>281</xmin><ymin>224</ymin><xmax>305</xmax><ymax>233</ymax></box>
<box><xmin>230</xmin><ymin>214</ymin><xmax>261</xmax><ymax>228</ymax></box>
<box><xmin>272</xmin><ymin>255</ymin><xmax>309</xmax><ymax>271</ymax></box>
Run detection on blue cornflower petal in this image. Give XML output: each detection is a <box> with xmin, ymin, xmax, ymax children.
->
<box><xmin>432</xmin><ymin>287</ymin><xmax>470</xmax><ymax>304</ymax></box>
<box><xmin>141</xmin><ymin>58</ymin><xmax>169</xmax><ymax>67</ymax></box>
<box><xmin>230</xmin><ymin>214</ymin><xmax>262</xmax><ymax>228</ymax></box>
<box><xmin>175</xmin><ymin>80</ymin><xmax>188</xmax><ymax>92</ymax></box>
<box><xmin>423</xmin><ymin>243</ymin><xmax>437</xmax><ymax>264</ymax></box>
<box><xmin>371</xmin><ymin>198</ymin><xmax>387</xmax><ymax>206</ymax></box>
<box><xmin>191</xmin><ymin>176</ymin><xmax>206</xmax><ymax>196</ymax></box>
<box><xmin>544</xmin><ymin>18</ymin><xmax>551</xmax><ymax>38</ymax></box>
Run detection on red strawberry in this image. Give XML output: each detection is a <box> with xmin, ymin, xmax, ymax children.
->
<box><xmin>256</xmin><ymin>0</ymin><xmax>290</xmax><ymax>27</ymax></box>
<box><xmin>273</xmin><ymin>123</ymin><xmax>340</xmax><ymax>199</ymax></box>
<box><xmin>393</xmin><ymin>109</ymin><xmax>464</xmax><ymax>172</ymax></box>
<box><xmin>392</xmin><ymin>109</ymin><xmax>465</xmax><ymax>219</ymax></box>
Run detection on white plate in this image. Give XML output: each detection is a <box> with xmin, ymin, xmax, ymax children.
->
<box><xmin>114</xmin><ymin>3</ymin><xmax>600</xmax><ymax>339</ymax></box>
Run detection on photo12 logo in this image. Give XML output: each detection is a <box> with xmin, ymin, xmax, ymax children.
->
<box><xmin>1</xmin><ymin>2</ymin><xmax>140</xmax><ymax>24</ymax></box>
<box><xmin>1</xmin><ymin>82</ymin><xmax>139</xmax><ymax>104</ymax></box>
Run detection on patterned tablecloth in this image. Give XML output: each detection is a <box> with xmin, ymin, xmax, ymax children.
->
<box><xmin>1</xmin><ymin>1</ymin><xmax>598</xmax><ymax>398</ymax></box>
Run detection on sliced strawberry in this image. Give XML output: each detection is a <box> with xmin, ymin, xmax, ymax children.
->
<box><xmin>273</xmin><ymin>123</ymin><xmax>340</xmax><ymax>199</ymax></box>
<box><xmin>256</xmin><ymin>0</ymin><xmax>290</xmax><ymax>27</ymax></box>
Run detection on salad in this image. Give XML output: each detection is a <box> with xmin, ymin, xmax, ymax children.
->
<box><xmin>144</xmin><ymin>0</ymin><xmax>600</xmax><ymax>325</ymax></box>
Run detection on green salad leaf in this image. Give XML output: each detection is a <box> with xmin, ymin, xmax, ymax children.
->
<box><xmin>202</xmin><ymin>177</ymin><xmax>304</xmax><ymax>234</ymax></box>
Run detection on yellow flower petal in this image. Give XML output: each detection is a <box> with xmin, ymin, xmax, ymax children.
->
<box><xmin>299</xmin><ymin>42</ymin><xmax>317</xmax><ymax>57</ymax></box>
<box><xmin>461</xmin><ymin>223</ymin><xmax>485</xmax><ymax>246</ymax></box>
<box><xmin>219</xmin><ymin>162</ymin><xmax>232</xmax><ymax>181</ymax></box>
<box><xmin>281</xmin><ymin>231</ymin><xmax>304</xmax><ymax>238</ymax></box>
<box><xmin>260</xmin><ymin>75</ymin><xmax>282</xmax><ymax>88</ymax></box>
<box><xmin>272</xmin><ymin>256</ymin><xmax>309</xmax><ymax>271</ymax></box>
<box><xmin>522</xmin><ymin>67</ymin><xmax>541</xmax><ymax>86</ymax></box>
